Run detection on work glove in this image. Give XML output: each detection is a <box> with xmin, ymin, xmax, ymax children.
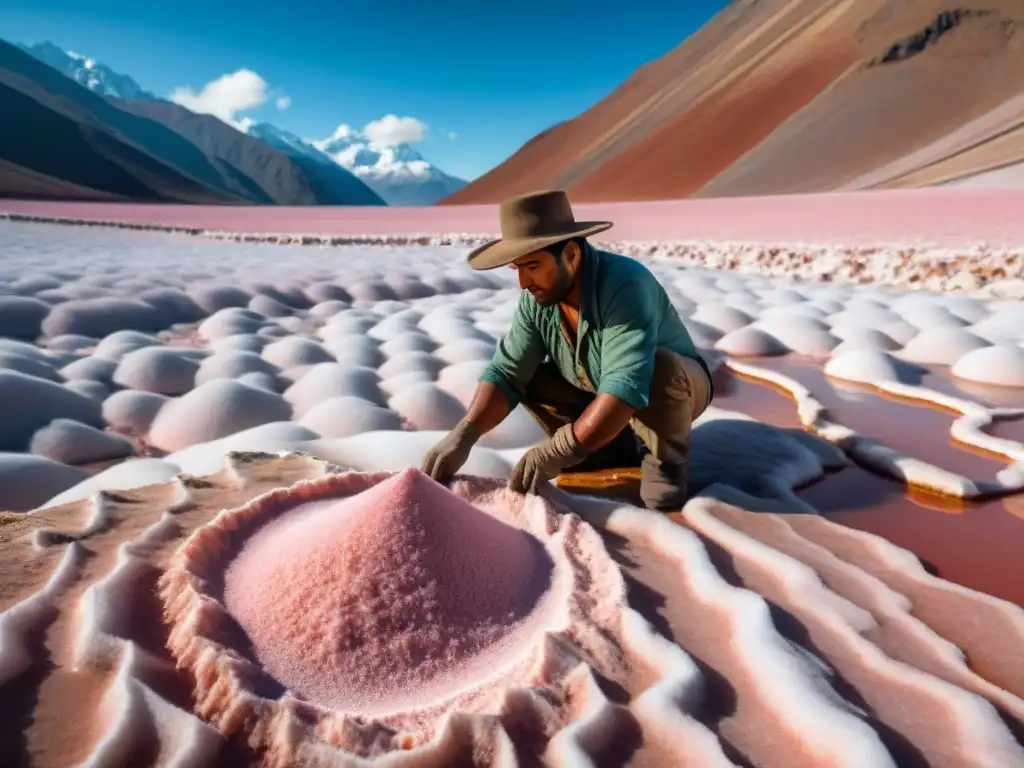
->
<box><xmin>420</xmin><ymin>418</ymin><xmax>480</xmax><ymax>484</ymax></box>
<box><xmin>508</xmin><ymin>423</ymin><xmax>590</xmax><ymax>495</ymax></box>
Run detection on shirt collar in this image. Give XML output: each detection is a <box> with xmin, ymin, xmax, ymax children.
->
<box><xmin>577</xmin><ymin>240</ymin><xmax>600</xmax><ymax>336</ymax></box>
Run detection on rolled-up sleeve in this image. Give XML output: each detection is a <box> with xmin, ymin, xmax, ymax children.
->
<box><xmin>479</xmin><ymin>292</ymin><xmax>546</xmax><ymax>409</ymax></box>
<box><xmin>596</xmin><ymin>282</ymin><xmax>658</xmax><ymax>410</ymax></box>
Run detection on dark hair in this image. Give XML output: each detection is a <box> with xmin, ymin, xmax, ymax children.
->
<box><xmin>547</xmin><ymin>236</ymin><xmax>586</xmax><ymax>262</ymax></box>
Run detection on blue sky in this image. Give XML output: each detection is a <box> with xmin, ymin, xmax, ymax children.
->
<box><xmin>1</xmin><ymin>0</ymin><xmax>727</xmax><ymax>180</ymax></box>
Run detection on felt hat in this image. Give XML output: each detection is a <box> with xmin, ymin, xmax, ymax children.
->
<box><xmin>466</xmin><ymin>189</ymin><xmax>612</xmax><ymax>270</ymax></box>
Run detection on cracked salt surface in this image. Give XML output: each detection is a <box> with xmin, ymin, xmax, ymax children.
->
<box><xmin>0</xmin><ymin>220</ymin><xmax>1022</xmax><ymax>765</ymax></box>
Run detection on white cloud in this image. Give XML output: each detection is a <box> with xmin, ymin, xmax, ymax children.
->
<box><xmin>447</xmin><ymin>131</ymin><xmax>458</xmax><ymax>140</ymax></box>
<box><xmin>169</xmin><ymin>69</ymin><xmax>270</xmax><ymax>131</ymax></box>
<box><xmin>275</xmin><ymin>95</ymin><xmax>291</xmax><ymax>110</ymax></box>
<box><xmin>362</xmin><ymin>114</ymin><xmax>427</xmax><ymax>147</ymax></box>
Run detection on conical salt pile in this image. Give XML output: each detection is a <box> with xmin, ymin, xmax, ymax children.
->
<box><xmin>223</xmin><ymin>468</ymin><xmax>554</xmax><ymax>713</ymax></box>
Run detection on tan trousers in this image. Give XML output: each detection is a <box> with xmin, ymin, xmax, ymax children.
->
<box><xmin>520</xmin><ymin>349</ymin><xmax>713</xmax><ymax>510</ymax></box>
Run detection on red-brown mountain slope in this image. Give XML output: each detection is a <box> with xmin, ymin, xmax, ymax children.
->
<box><xmin>441</xmin><ymin>0</ymin><xmax>1024</xmax><ymax>204</ymax></box>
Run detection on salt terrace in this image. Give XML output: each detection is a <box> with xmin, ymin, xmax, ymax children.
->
<box><xmin>0</xmin><ymin>211</ymin><xmax>1023</xmax><ymax>767</ymax></box>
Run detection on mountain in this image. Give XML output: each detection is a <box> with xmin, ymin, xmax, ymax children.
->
<box><xmin>442</xmin><ymin>0</ymin><xmax>1024</xmax><ymax>204</ymax></box>
<box><xmin>7</xmin><ymin>40</ymin><xmax>385</xmax><ymax>205</ymax></box>
<box><xmin>246</xmin><ymin>123</ymin><xmax>386</xmax><ymax>205</ymax></box>
<box><xmin>112</xmin><ymin>99</ymin><xmax>385</xmax><ymax>205</ymax></box>
<box><xmin>17</xmin><ymin>41</ymin><xmax>154</xmax><ymax>99</ymax></box>
<box><xmin>312</xmin><ymin>125</ymin><xmax>466</xmax><ymax>205</ymax></box>
<box><xmin>0</xmin><ymin>39</ymin><xmax>241</xmax><ymax>203</ymax></box>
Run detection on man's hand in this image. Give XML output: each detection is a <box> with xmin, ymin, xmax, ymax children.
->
<box><xmin>421</xmin><ymin>419</ymin><xmax>480</xmax><ymax>484</ymax></box>
<box><xmin>508</xmin><ymin>423</ymin><xmax>590</xmax><ymax>495</ymax></box>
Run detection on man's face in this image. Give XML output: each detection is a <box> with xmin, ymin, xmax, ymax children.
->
<box><xmin>511</xmin><ymin>243</ymin><xmax>577</xmax><ymax>306</ymax></box>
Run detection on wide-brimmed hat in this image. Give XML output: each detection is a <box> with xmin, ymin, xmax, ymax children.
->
<box><xmin>466</xmin><ymin>189</ymin><xmax>612</xmax><ymax>270</ymax></box>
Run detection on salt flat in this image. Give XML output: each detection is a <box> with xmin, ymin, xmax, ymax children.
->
<box><xmin>6</xmin><ymin>188</ymin><xmax>1024</xmax><ymax>245</ymax></box>
<box><xmin>0</xmin><ymin>218</ymin><xmax>1023</xmax><ymax>766</ymax></box>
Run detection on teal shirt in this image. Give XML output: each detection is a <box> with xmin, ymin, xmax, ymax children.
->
<box><xmin>480</xmin><ymin>245</ymin><xmax>707</xmax><ymax>411</ymax></box>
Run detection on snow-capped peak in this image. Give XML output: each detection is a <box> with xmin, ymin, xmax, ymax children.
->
<box><xmin>312</xmin><ymin>125</ymin><xmax>429</xmax><ymax>170</ymax></box>
<box><xmin>319</xmin><ymin>123</ymin><xmax>357</xmax><ymax>145</ymax></box>
<box><xmin>18</xmin><ymin>41</ymin><xmax>154</xmax><ymax>100</ymax></box>
<box><xmin>306</xmin><ymin>124</ymin><xmax>466</xmax><ymax>205</ymax></box>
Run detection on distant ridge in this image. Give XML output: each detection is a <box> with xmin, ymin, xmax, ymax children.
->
<box><xmin>11</xmin><ymin>39</ymin><xmax>464</xmax><ymax>206</ymax></box>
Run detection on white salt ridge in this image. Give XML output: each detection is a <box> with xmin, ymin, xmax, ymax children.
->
<box><xmin>0</xmin><ymin>542</ymin><xmax>85</xmax><ymax>685</ymax></box>
<box><xmin>555</xmin><ymin>489</ymin><xmax>897</xmax><ymax>767</ymax></box>
<box><xmin>42</xmin><ymin>469</ymin><xmax>233</xmax><ymax>765</ymax></box>
<box><xmin>75</xmin><ymin>540</ymin><xmax>167</xmax><ymax>668</ymax></box>
<box><xmin>39</xmin><ymin>458</ymin><xmax>182</xmax><ymax>510</ymax></box>
<box><xmin>544</xmin><ymin>666</ymin><xmax>628</xmax><ymax>767</ymax></box>
<box><xmin>701</xmin><ymin>504</ymin><xmax>1024</xmax><ymax>726</ymax></box>
<box><xmin>78</xmin><ymin>643</ymin><xmax>222</xmax><ymax>768</ymax></box>
<box><xmin>683</xmin><ymin>499</ymin><xmax>1024</xmax><ymax>766</ymax></box>
<box><xmin>784</xmin><ymin>512</ymin><xmax>1024</xmax><ymax>697</ymax></box>
<box><xmin>32</xmin><ymin>490</ymin><xmax>114</xmax><ymax>543</ymax></box>
<box><xmin>619</xmin><ymin>609</ymin><xmax>736</xmax><ymax>767</ymax></box>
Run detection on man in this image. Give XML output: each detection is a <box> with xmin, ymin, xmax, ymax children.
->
<box><xmin>420</xmin><ymin>189</ymin><xmax>713</xmax><ymax>511</ymax></box>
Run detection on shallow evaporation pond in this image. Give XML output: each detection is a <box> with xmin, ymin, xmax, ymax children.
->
<box><xmin>713</xmin><ymin>365</ymin><xmax>1024</xmax><ymax>608</ymax></box>
<box><xmin>753</xmin><ymin>357</ymin><xmax>1012</xmax><ymax>482</ymax></box>
<box><xmin>711</xmin><ymin>368</ymin><xmax>803</xmax><ymax>430</ymax></box>
<box><xmin>720</xmin><ymin>362</ymin><xmax>1024</xmax><ymax>470</ymax></box>
<box><xmin>797</xmin><ymin>464</ymin><xmax>1024</xmax><ymax>608</ymax></box>
<box><xmin>989</xmin><ymin>416</ymin><xmax>1024</xmax><ymax>451</ymax></box>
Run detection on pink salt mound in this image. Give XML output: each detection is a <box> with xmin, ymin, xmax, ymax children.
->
<box><xmin>223</xmin><ymin>468</ymin><xmax>554</xmax><ymax>714</ymax></box>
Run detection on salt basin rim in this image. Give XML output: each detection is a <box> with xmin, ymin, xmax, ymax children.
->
<box><xmin>467</xmin><ymin>190</ymin><xmax>613</xmax><ymax>270</ymax></box>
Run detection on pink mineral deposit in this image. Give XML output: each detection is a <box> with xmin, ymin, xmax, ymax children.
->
<box><xmin>223</xmin><ymin>468</ymin><xmax>555</xmax><ymax>713</ymax></box>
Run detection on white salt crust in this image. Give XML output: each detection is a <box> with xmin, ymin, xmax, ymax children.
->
<box><xmin>3</xmin><ymin>212</ymin><xmax>1024</xmax><ymax>293</ymax></box>
<box><xmin>3</xmin><ymin>216</ymin><xmax>1024</xmax><ymax>516</ymax></box>
<box><xmin>1</xmin><ymin>220</ymin><xmax>1021</xmax><ymax>546</ymax></box>
<box><xmin>678</xmin><ymin>498</ymin><xmax>1024</xmax><ymax>765</ymax></box>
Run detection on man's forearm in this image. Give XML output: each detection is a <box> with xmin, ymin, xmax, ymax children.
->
<box><xmin>463</xmin><ymin>382</ymin><xmax>512</xmax><ymax>435</ymax></box>
<box><xmin>572</xmin><ymin>393</ymin><xmax>636</xmax><ymax>451</ymax></box>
